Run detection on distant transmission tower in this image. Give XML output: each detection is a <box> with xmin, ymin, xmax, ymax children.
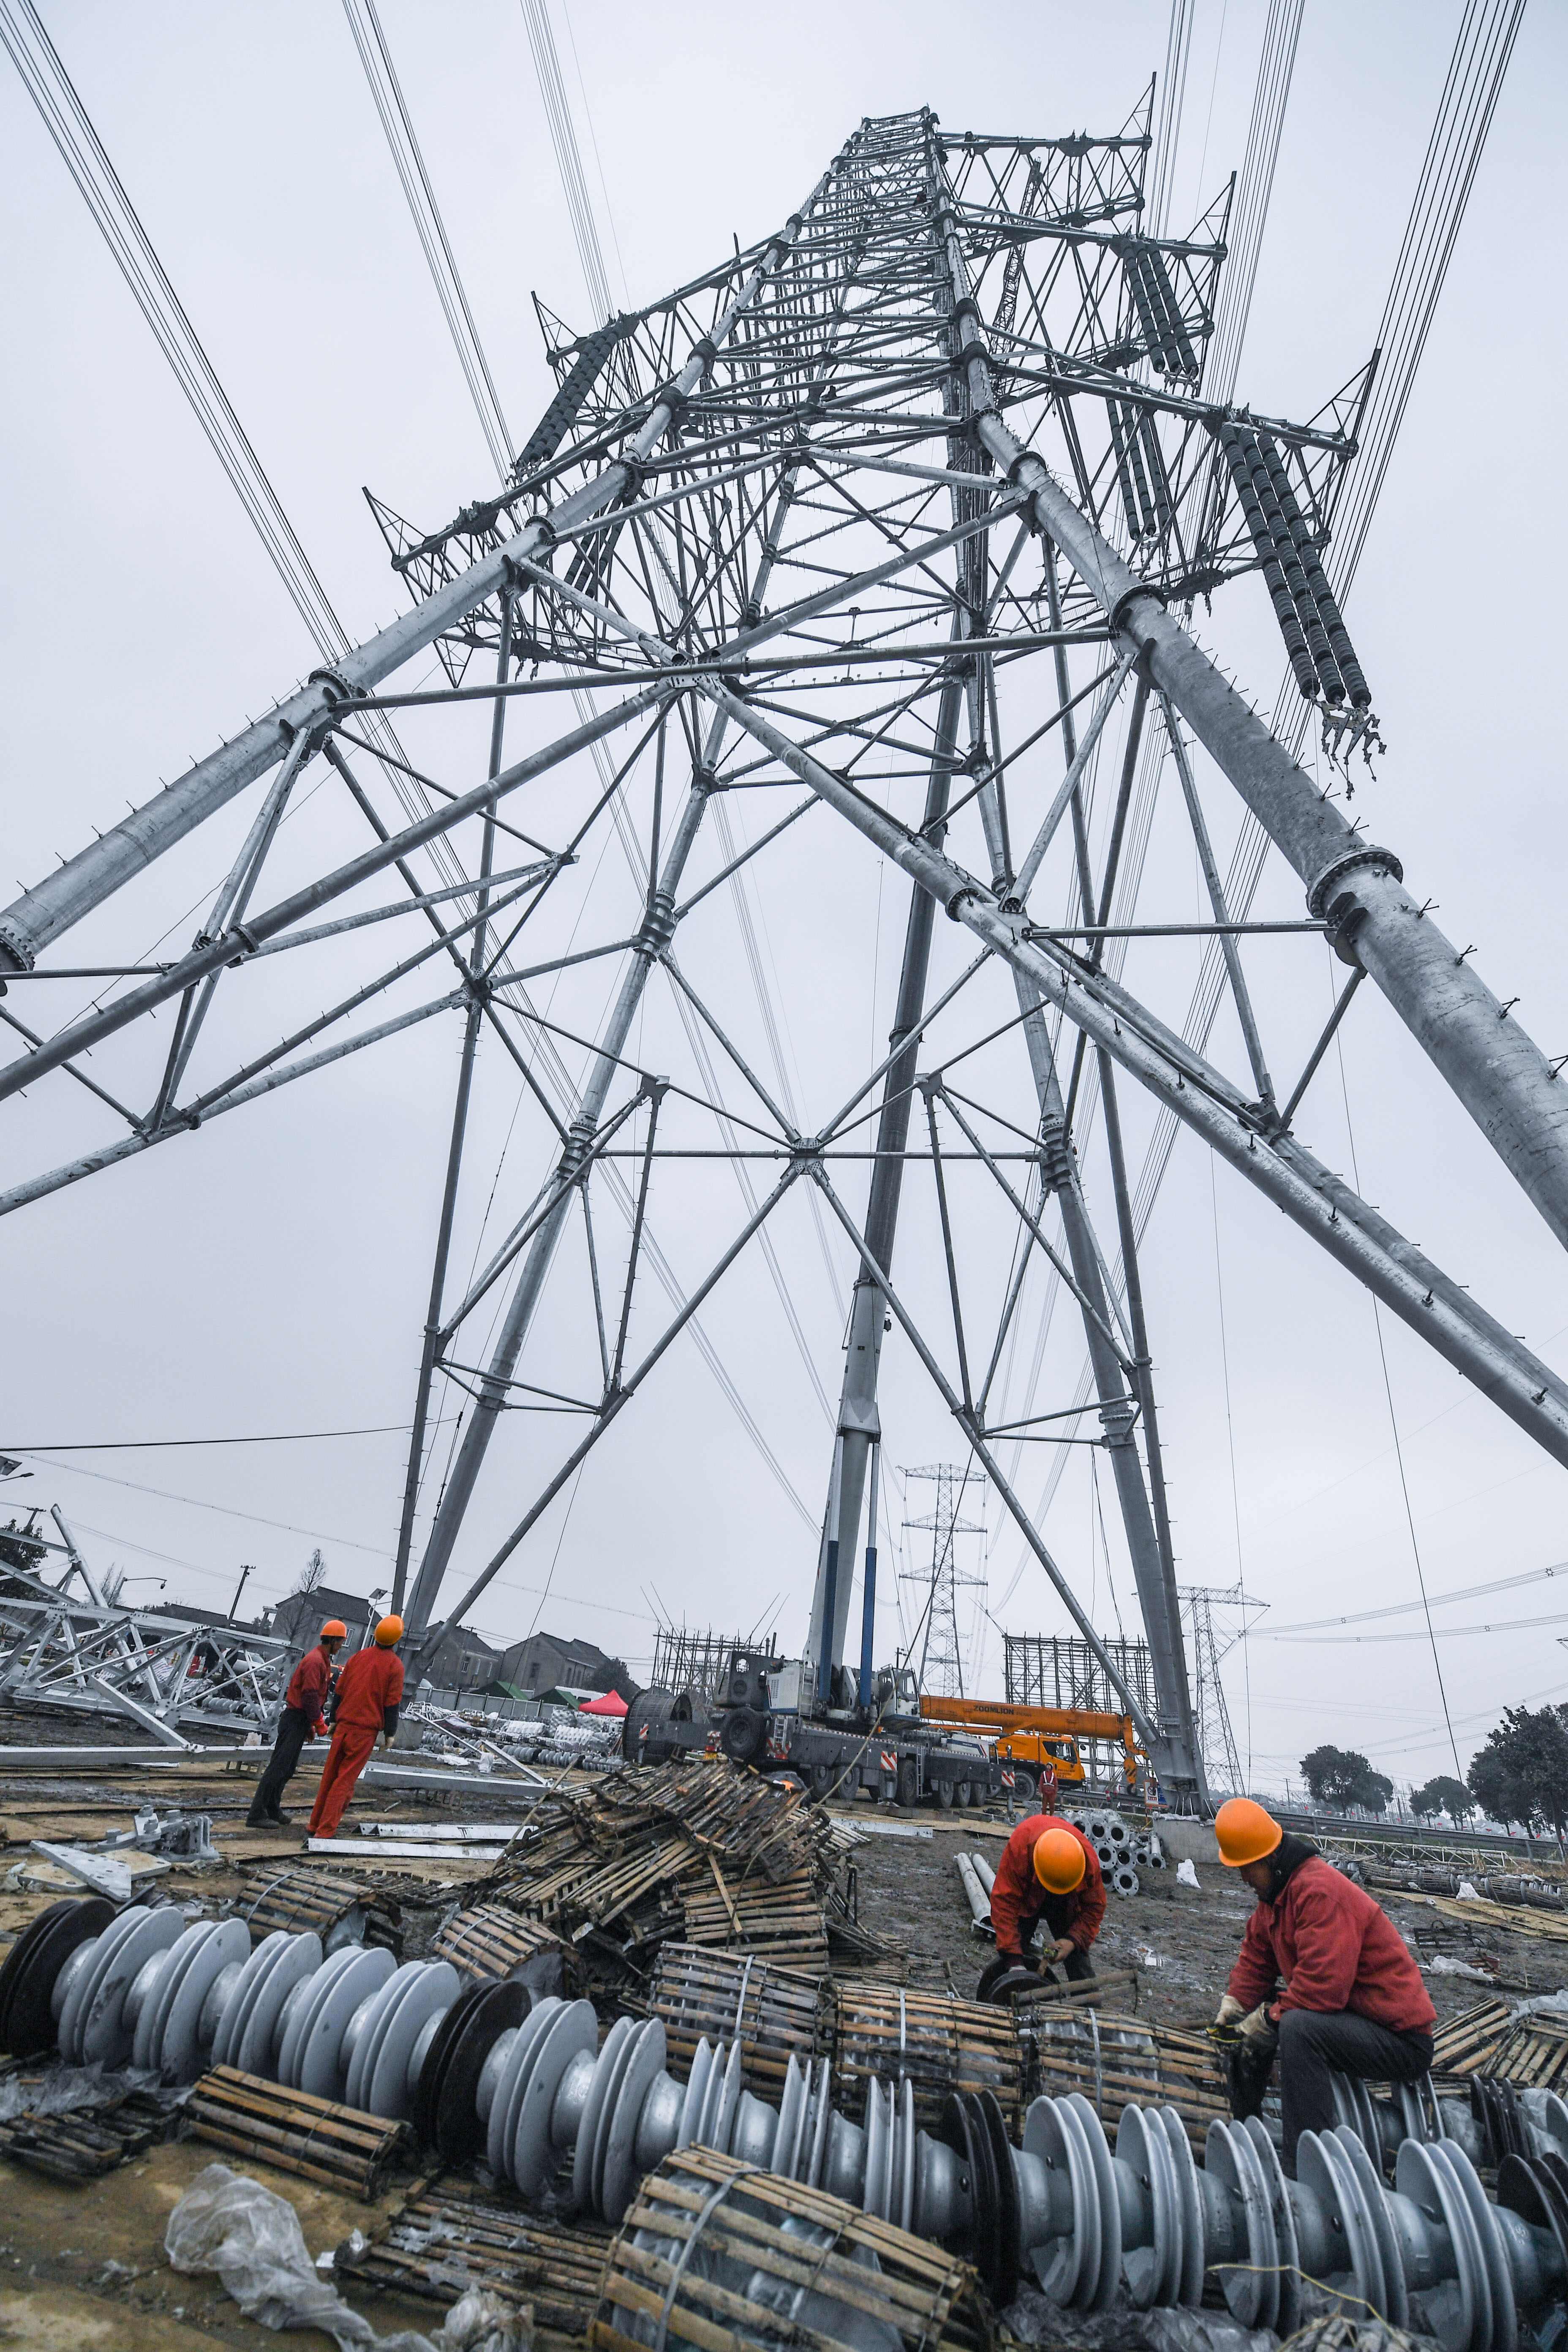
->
<box><xmin>901</xmin><ymin>1464</ymin><xmax>986</xmax><ymax>1697</ymax></box>
<box><xmin>1179</xmin><ymin>1582</ymin><xmax>1267</xmax><ymax>1799</ymax></box>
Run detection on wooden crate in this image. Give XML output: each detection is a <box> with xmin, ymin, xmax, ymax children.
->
<box><xmin>650</xmin><ymin>1943</ymin><xmax>827</xmax><ymax>2095</ymax></box>
<box><xmin>430</xmin><ymin>1902</ymin><xmax>577</xmax><ymax>1994</ymax></box>
<box><xmin>683</xmin><ymin>1865</ymin><xmax>829</xmax><ymax>1970</ymax></box>
<box><xmin>184</xmin><ymin>2064</ymin><xmax>410</xmax><ymax>2198</ymax></box>
<box><xmin>245</xmin><ymin>1869</ymin><xmax>400</xmax><ymax>1957</ymax></box>
<box><xmin>590</xmin><ymin>2146</ymin><xmax>990</xmax><ymax>2352</ymax></box>
<box><xmin>1020</xmin><ymin>2008</ymin><xmax>1230</xmax><ymax>2148</ymax></box>
<box><xmin>832</xmin><ymin>1981</ymin><xmax>1023</xmax><ymax>2132</ymax></box>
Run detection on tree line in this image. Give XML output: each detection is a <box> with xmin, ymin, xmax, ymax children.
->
<box><xmin>1296</xmin><ymin>1704</ymin><xmax>1568</xmax><ymax>1838</ymax></box>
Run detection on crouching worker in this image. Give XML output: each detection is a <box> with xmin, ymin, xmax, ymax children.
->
<box><xmin>976</xmin><ymin>1814</ymin><xmax>1105</xmax><ymax>2000</ymax></box>
<box><xmin>306</xmin><ymin>1616</ymin><xmax>405</xmax><ymax>1839</ymax></box>
<box><xmin>1213</xmin><ymin>1797</ymin><xmax>1434</xmax><ymax>2168</ymax></box>
<box><xmin>247</xmin><ymin>1618</ymin><xmax>346</xmax><ymax>1826</ymax></box>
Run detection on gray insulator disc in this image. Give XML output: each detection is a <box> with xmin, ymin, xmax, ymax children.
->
<box><xmin>599</xmin><ymin>2017</ymin><xmax>667</xmax><ymax>2225</ymax></box>
<box><xmin>487</xmin><ymin>1998</ymin><xmax>560</xmax><ymax>2181</ymax></box>
<box><xmin>158</xmin><ymin>1916</ymin><xmax>250</xmax><ymax>2083</ymax></box>
<box><xmin>79</xmin><ymin>1907</ymin><xmax>183</xmax><ymax>2068</ymax></box>
<box><xmin>510</xmin><ymin>1997</ymin><xmax>597</xmax><ymax>2200</ymax></box>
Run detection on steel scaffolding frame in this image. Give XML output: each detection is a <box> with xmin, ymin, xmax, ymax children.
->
<box><xmin>4</xmin><ymin>103</ymin><xmax>1565</xmax><ymax>1802</ymax></box>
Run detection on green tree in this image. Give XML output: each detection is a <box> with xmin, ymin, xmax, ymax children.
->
<box><xmin>1468</xmin><ymin>1707</ymin><xmax>1568</xmax><ymax>1838</ymax></box>
<box><xmin>1410</xmin><ymin>1774</ymin><xmax>1477</xmax><ymax>1825</ymax></box>
<box><xmin>1301</xmin><ymin>1744</ymin><xmax>1395</xmax><ymax>1814</ymax></box>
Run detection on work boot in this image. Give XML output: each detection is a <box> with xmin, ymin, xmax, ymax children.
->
<box><xmin>267</xmin><ymin>1807</ymin><xmax>290</xmax><ymax>1827</ymax></box>
<box><xmin>245</xmin><ymin>1805</ymin><xmax>270</xmax><ymax>1828</ymax></box>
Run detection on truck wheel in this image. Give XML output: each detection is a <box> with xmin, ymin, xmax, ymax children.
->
<box><xmin>896</xmin><ymin>1757</ymin><xmax>918</xmax><ymax>1808</ymax></box>
<box><xmin>936</xmin><ymin>1780</ymin><xmax>954</xmax><ymax>1809</ymax></box>
<box><xmin>809</xmin><ymin>1764</ymin><xmax>835</xmax><ymax>1802</ymax></box>
<box><xmin>955</xmin><ymin>1780</ymin><xmax>972</xmax><ymax>1809</ymax></box>
<box><xmin>719</xmin><ymin>1708</ymin><xmax>766</xmax><ymax>1766</ymax></box>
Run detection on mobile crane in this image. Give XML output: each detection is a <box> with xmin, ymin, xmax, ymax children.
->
<box><xmin>917</xmin><ymin>1696</ymin><xmax>1151</xmax><ymax>1802</ymax></box>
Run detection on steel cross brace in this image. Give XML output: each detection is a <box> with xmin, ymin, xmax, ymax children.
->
<box><xmin>706</xmin><ymin>685</ymin><xmax>1568</xmax><ymax>1476</ymax></box>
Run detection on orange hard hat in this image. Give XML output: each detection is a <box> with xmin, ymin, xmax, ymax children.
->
<box><xmin>374</xmin><ymin>1614</ymin><xmax>405</xmax><ymax>1647</ymax></box>
<box><xmin>320</xmin><ymin>1620</ymin><xmax>348</xmax><ymax>1640</ymax></box>
<box><xmin>1032</xmin><ymin>1826</ymin><xmax>1087</xmax><ymax>1894</ymax></box>
<box><xmin>1215</xmin><ymin>1797</ymin><xmax>1282</xmax><ymax>1867</ymax></box>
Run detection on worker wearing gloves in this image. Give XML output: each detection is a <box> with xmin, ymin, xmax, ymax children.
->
<box><xmin>306</xmin><ymin>1616</ymin><xmax>406</xmax><ymax>1839</ymax></box>
<box><xmin>1213</xmin><ymin>1797</ymin><xmax>1435</xmax><ymax>2167</ymax></box>
<box><xmin>247</xmin><ymin>1619</ymin><xmax>346</xmax><ymax>1827</ymax></box>
<box><xmin>977</xmin><ymin>1813</ymin><xmax>1105</xmax><ymax>1998</ymax></box>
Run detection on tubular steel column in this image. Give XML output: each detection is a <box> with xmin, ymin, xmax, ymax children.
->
<box><xmin>802</xmin><ymin>672</ymin><xmax>963</xmax><ymax>1690</ymax></box>
<box><xmin>927</xmin><ymin>144</ymin><xmax>1200</xmax><ymax>1794</ymax></box>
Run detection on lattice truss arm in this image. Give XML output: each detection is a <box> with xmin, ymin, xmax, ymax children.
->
<box><xmin>3</xmin><ymin>106</ymin><xmax>1566</xmax><ymax>1711</ymax></box>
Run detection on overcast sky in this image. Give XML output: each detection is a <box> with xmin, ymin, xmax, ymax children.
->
<box><xmin>3</xmin><ymin>1</ymin><xmax>1564</xmax><ymax>1800</ymax></box>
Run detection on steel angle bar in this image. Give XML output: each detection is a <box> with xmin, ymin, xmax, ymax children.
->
<box><xmin>415</xmin><ymin>1162</ymin><xmax>806</xmax><ymax>1652</ymax></box>
<box><xmin>932</xmin><ymin>1085</ymin><xmax>1134</xmax><ymax>1372</ymax></box>
<box><xmin>937</xmin><ymin>238</ymin><xmax>1568</xmax><ymax>1249</ymax></box>
<box><xmin>0</xmin><ymin>165</ymin><xmax>836</xmax><ymax>972</ymax></box>
<box><xmin>708</xmin><ymin>681</ymin><xmax>1568</xmax><ymax>1472</ymax></box>
<box><xmin>0</xmin><ymin>683</ymin><xmax>669</xmax><ymax>1108</ymax></box>
<box><xmin>807</xmin><ymin>1160</ymin><xmax>1160</xmax><ymax>1751</ymax></box>
<box><xmin>1013</xmin><ymin>649</ymin><xmax>1139</xmax><ymax>899</ymax></box>
<box><xmin>0</xmin><ymin>991</ymin><xmax>464</xmax><ymax>1220</ymax></box>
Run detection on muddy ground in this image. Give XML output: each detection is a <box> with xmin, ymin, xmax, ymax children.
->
<box><xmin>844</xmin><ymin>1808</ymin><xmax>1568</xmax><ymax>2029</ymax></box>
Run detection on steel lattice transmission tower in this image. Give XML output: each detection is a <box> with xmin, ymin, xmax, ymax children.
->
<box><xmin>899</xmin><ymin>1463</ymin><xmax>986</xmax><ymax>1699</ymax></box>
<box><xmin>1179</xmin><ymin>1582</ymin><xmax>1266</xmax><ymax>1801</ymax></box>
<box><xmin>6</xmin><ymin>101</ymin><xmax>1568</xmax><ymax>1807</ymax></box>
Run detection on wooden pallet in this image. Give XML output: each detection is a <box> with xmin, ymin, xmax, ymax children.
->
<box><xmin>0</xmin><ymin>2088</ymin><xmax>175</xmax><ymax>2180</ymax></box>
<box><xmin>1487</xmin><ymin>2011</ymin><xmax>1568</xmax><ymax>2091</ymax></box>
<box><xmin>589</xmin><ymin>2145</ymin><xmax>989</xmax><ymax>2352</ymax></box>
<box><xmin>343</xmin><ymin>2182</ymin><xmax>610</xmax><ymax>2339</ymax></box>
<box><xmin>650</xmin><ymin>1943</ymin><xmax>828</xmax><ymax>2094</ymax></box>
<box><xmin>1021</xmin><ymin>2009</ymin><xmax>1230</xmax><ymax>2148</ymax></box>
<box><xmin>430</xmin><ymin>1901</ymin><xmax>577</xmax><ymax>1993</ymax></box>
<box><xmin>184</xmin><ymin>2064</ymin><xmax>411</xmax><ymax>2198</ymax></box>
<box><xmin>1432</xmin><ymin>1996</ymin><xmax>1514</xmax><ymax>2077</ymax></box>
<box><xmin>832</xmin><ymin>1981</ymin><xmax>1023</xmax><ymax>2131</ymax></box>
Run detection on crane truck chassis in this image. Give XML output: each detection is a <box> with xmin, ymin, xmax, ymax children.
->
<box><xmin>621</xmin><ymin>1651</ymin><xmax>1004</xmax><ymax>1808</ymax></box>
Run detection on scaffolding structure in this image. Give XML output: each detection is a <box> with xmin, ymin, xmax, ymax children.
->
<box><xmin>649</xmin><ymin>1626</ymin><xmax>776</xmax><ymax>1702</ymax></box>
<box><xmin>1003</xmin><ymin>1632</ymin><xmax>1158</xmax><ymax>1720</ymax></box>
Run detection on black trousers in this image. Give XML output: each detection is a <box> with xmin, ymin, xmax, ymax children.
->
<box><xmin>1032</xmin><ymin>1893</ymin><xmax>1096</xmax><ymax>1980</ymax></box>
<box><xmin>252</xmin><ymin>1706</ymin><xmax>312</xmax><ymax>1820</ymax></box>
<box><xmin>1279</xmin><ymin>2008</ymin><xmax>1434</xmax><ymax>2157</ymax></box>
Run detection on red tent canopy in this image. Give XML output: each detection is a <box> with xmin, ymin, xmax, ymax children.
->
<box><xmin>580</xmin><ymin>1688</ymin><xmax>628</xmax><ymax>1716</ymax></box>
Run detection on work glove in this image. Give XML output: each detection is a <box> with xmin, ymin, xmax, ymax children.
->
<box><xmin>1214</xmin><ymin>1994</ymin><xmax>1247</xmax><ymax>2028</ymax></box>
<box><xmin>1238</xmin><ymin>2001</ymin><xmax>1276</xmax><ymax>2043</ymax></box>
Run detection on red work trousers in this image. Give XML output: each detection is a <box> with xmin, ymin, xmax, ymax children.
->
<box><xmin>308</xmin><ymin>1723</ymin><xmax>378</xmax><ymax>1837</ymax></box>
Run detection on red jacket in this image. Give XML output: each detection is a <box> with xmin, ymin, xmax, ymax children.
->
<box><xmin>331</xmin><ymin>1644</ymin><xmax>404</xmax><ymax>1734</ymax></box>
<box><xmin>989</xmin><ymin>1814</ymin><xmax>1106</xmax><ymax>1957</ymax></box>
<box><xmin>283</xmin><ymin>1643</ymin><xmax>335</xmax><ymax>1737</ymax></box>
<box><xmin>1227</xmin><ymin>1854</ymin><xmax>1435</xmax><ymax>2033</ymax></box>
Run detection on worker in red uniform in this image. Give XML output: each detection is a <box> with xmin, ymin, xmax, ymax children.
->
<box><xmin>248</xmin><ymin>1617</ymin><xmax>346</xmax><ymax>1827</ymax></box>
<box><xmin>307</xmin><ymin>1616</ymin><xmax>405</xmax><ymax>1839</ymax></box>
<box><xmin>977</xmin><ymin>1814</ymin><xmax>1105</xmax><ymax>1999</ymax></box>
<box><xmin>1213</xmin><ymin>1797</ymin><xmax>1435</xmax><ymax>2168</ymax></box>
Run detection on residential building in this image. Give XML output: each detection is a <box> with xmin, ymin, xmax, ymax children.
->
<box><xmin>496</xmin><ymin>1631</ymin><xmax>639</xmax><ymax>1702</ymax></box>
